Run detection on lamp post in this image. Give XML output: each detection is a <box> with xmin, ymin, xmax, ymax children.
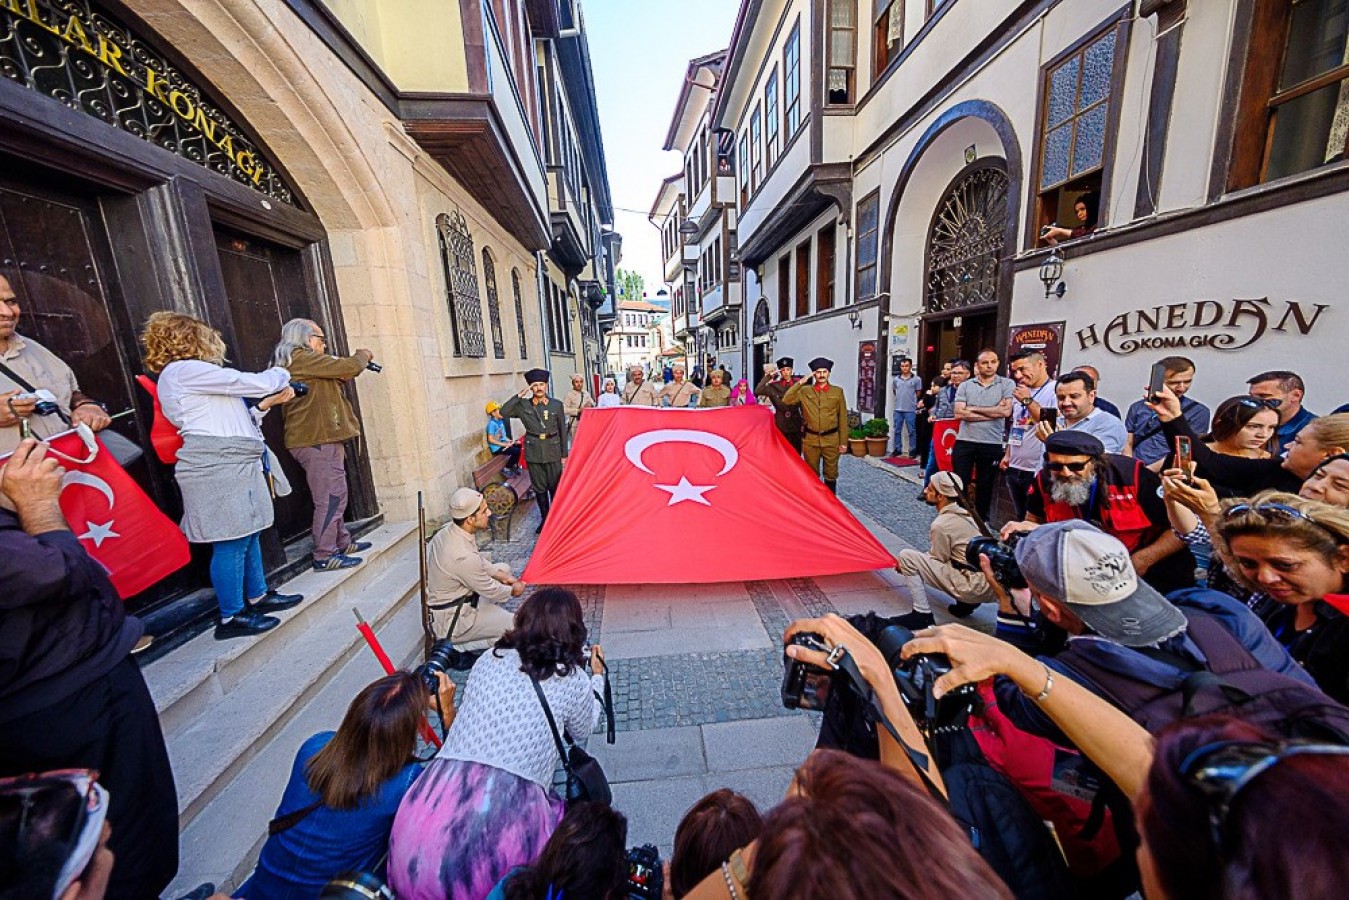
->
<box><xmin>1039</xmin><ymin>249</ymin><xmax>1066</xmax><ymax>299</ymax></box>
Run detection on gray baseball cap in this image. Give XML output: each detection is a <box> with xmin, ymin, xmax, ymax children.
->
<box><xmin>1013</xmin><ymin>520</ymin><xmax>1187</xmax><ymax>647</ymax></box>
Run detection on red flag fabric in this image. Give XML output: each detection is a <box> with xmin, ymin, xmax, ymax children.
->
<box><xmin>932</xmin><ymin>419</ymin><xmax>959</xmax><ymax>472</ymax></box>
<box><xmin>42</xmin><ymin>429</ymin><xmax>191</xmax><ymax>598</ymax></box>
<box><xmin>522</xmin><ymin>406</ymin><xmax>895</xmax><ymax>584</ymax></box>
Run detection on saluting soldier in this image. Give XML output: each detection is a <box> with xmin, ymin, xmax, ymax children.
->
<box><xmin>782</xmin><ymin>356</ymin><xmax>848</xmax><ymax>493</ymax></box>
<box><xmin>499</xmin><ymin>368</ymin><xmax>568</xmax><ymax>533</ymax></box>
<box><xmin>621</xmin><ymin>366</ymin><xmax>659</xmax><ymax>406</ymax></box>
<box><xmin>756</xmin><ymin>356</ymin><xmax>805</xmax><ymax>454</ymax></box>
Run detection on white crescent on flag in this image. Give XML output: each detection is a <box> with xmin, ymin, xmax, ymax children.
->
<box><xmin>61</xmin><ymin>470</ymin><xmax>116</xmax><ymax>508</ymax></box>
<box><xmin>623</xmin><ymin>429</ymin><xmax>739</xmax><ymax>476</ymax></box>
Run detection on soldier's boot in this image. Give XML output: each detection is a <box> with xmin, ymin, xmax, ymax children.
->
<box><xmin>825</xmin><ymin>479</ymin><xmax>838</xmax><ymax>495</ymax></box>
<box><xmin>535</xmin><ymin>492</ymin><xmax>551</xmax><ymax>534</ymax></box>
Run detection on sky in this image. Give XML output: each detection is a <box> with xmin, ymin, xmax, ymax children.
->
<box><xmin>585</xmin><ymin>0</ymin><xmax>741</xmax><ymax>298</ymax></box>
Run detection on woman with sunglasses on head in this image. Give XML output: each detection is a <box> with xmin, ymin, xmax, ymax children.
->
<box><xmin>900</xmin><ymin>623</ymin><xmax>1349</xmax><ymax>900</ymax></box>
<box><xmin>1208</xmin><ymin>492</ymin><xmax>1349</xmax><ymax>703</ymax></box>
<box><xmin>1204</xmin><ymin>396</ymin><xmax>1280</xmax><ymax>460</ymax></box>
<box><xmin>1147</xmin><ymin>390</ymin><xmax>1349</xmax><ymax>496</ymax></box>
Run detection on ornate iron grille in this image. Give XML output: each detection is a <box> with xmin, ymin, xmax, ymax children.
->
<box><xmin>0</xmin><ymin>0</ymin><xmax>295</xmax><ymax>204</ymax></box>
<box><xmin>481</xmin><ymin>249</ymin><xmax>506</xmax><ymax>358</ymax></box>
<box><xmin>925</xmin><ymin>164</ymin><xmax>1009</xmax><ymax>312</ymax></box>
<box><xmin>435</xmin><ymin>212</ymin><xmax>486</xmax><ymax>358</ymax></box>
<box><xmin>511</xmin><ymin>269</ymin><xmax>528</xmax><ymax>358</ymax></box>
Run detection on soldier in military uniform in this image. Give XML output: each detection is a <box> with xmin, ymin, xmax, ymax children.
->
<box><xmin>621</xmin><ymin>366</ymin><xmax>658</xmax><ymax>406</ymax></box>
<box><xmin>782</xmin><ymin>356</ymin><xmax>848</xmax><ymax>493</ymax></box>
<box><xmin>499</xmin><ymin>368</ymin><xmax>568</xmax><ymax>533</ymax></box>
<box><xmin>756</xmin><ymin>356</ymin><xmax>805</xmax><ymax>453</ymax></box>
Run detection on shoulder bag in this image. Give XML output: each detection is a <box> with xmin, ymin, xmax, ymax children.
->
<box><xmin>531</xmin><ymin>664</ymin><xmax>615</xmax><ymax>806</ymax></box>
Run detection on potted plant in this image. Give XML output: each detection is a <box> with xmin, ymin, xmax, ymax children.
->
<box><xmin>848</xmin><ymin>427</ymin><xmax>867</xmax><ymax>457</ymax></box>
<box><xmin>863</xmin><ymin>417</ymin><xmax>890</xmax><ymax>457</ymax></box>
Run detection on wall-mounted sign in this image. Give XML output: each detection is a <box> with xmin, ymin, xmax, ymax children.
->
<box><xmin>857</xmin><ymin>340</ymin><xmax>877</xmax><ymax>413</ymax></box>
<box><xmin>1076</xmin><ymin>298</ymin><xmax>1329</xmax><ymax>356</ymax></box>
<box><xmin>0</xmin><ymin>0</ymin><xmax>296</xmax><ymax>204</ymax></box>
<box><xmin>1009</xmin><ymin>321</ymin><xmax>1065</xmax><ymax>377</ymax></box>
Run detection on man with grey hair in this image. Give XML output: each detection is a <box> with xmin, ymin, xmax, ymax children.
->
<box><xmin>274</xmin><ymin>318</ymin><xmax>375</xmax><ymax>571</ymax></box>
<box><xmin>426</xmin><ymin>486</ymin><xmax>525</xmax><ymax>649</ymax></box>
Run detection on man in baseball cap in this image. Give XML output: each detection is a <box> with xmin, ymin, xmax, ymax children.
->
<box><xmin>425</xmin><ymin>486</ymin><xmax>526</xmax><ymax>649</ymax></box>
<box><xmin>484</xmin><ymin>400</ymin><xmax>520</xmax><ymax>475</ymax></box>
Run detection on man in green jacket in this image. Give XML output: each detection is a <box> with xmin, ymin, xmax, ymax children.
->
<box><xmin>782</xmin><ymin>356</ymin><xmax>848</xmax><ymax>493</ymax></box>
<box><xmin>274</xmin><ymin>318</ymin><xmax>375</xmax><ymax>570</ymax></box>
<box><xmin>499</xmin><ymin>368</ymin><xmax>568</xmax><ymax>533</ymax></box>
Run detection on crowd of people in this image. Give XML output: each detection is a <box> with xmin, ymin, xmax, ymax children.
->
<box><xmin>8</xmin><ymin>268</ymin><xmax>1349</xmax><ymax>900</ymax></box>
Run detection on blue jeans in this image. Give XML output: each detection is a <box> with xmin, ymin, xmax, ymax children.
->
<box><xmin>210</xmin><ymin>531</ymin><xmax>267</xmax><ymax>617</ymax></box>
<box><xmin>892</xmin><ymin>411</ymin><xmax>917</xmax><ymax>454</ymax></box>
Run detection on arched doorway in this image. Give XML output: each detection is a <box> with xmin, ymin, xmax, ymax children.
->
<box><xmin>920</xmin><ymin>159</ymin><xmax>1009</xmax><ymax>374</ymax></box>
<box><xmin>751</xmin><ymin>297</ymin><xmax>771</xmax><ymax>386</ymax></box>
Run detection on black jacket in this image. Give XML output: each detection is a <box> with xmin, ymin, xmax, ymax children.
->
<box><xmin>0</xmin><ymin>509</ymin><xmax>141</xmax><ymax>722</ymax></box>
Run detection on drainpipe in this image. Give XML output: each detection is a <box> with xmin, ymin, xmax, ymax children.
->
<box><xmin>536</xmin><ymin>252</ymin><xmax>553</xmax><ymax>375</ymax></box>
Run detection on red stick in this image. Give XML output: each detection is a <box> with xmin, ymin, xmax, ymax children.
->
<box><xmin>354</xmin><ymin>609</ymin><xmax>442</xmax><ymax>748</ymax></box>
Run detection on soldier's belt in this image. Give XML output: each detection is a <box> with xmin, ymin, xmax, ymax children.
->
<box><xmin>805</xmin><ymin>428</ymin><xmax>840</xmax><ymax>436</ymax></box>
<box><xmin>428</xmin><ymin>592</ymin><xmax>480</xmax><ymax>611</ymax></box>
<box><xmin>533</xmin><ymin>432</ymin><xmax>550</xmax><ymax>439</ymax></box>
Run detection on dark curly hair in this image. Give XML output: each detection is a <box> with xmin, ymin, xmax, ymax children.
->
<box><xmin>503</xmin><ymin>802</ymin><xmax>628</xmax><ymax>900</ymax></box>
<box><xmin>494</xmin><ymin>587</ymin><xmax>588</xmax><ymax>681</ymax></box>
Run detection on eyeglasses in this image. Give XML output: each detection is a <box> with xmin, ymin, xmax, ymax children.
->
<box><xmin>311</xmin><ymin>332</ymin><xmax>326</xmax><ymax>343</ymax></box>
<box><xmin>1221</xmin><ymin>501</ymin><xmax>1313</xmax><ymax>523</ymax></box>
<box><xmin>1046</xmin><ymin>461</ymin><xmax>1091</xmax><ymax>473</ymax></box>
<box><xmin>1236</xmin><ymin>396</ymin><xmax>1281</xmax><ymax>411</ymax></box>
<box><xmin>0</xmin><ymin>768</ymin><xmax>102</xmax><ymax>861</ymax></box>
<box><xmin>1180</xmin><ymin>740</ymin><xmax>1349</xmax><ymax>854</ymax></box>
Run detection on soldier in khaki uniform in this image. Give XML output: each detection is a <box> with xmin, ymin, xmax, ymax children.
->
<box><xmin>658</xmin><ymin>364</ymin><xmax>699</xmax><ymax>407</ymax></box>
<box><xmin>697</xmin><ymin>370</ymin><xmax>731</xmax><ymax>407</ymax></box>
<box><xmin>499</xmin><ymin>368</ymin><xmax>568</xmax><ymax>533</ymax></box>
<box><xmin>425</xmin><ymin>487</ymin><xmax>526</xmax><ymax>649</ymax></box>
<box><xmin>782</xmin><ymin>356</ymin><xmax>848</xmax><ymax>493</ymax></box>
<box><xmin>621</xmin><ymin>366</ymin><xmax>658</xmax><ymax>406</ymax></box>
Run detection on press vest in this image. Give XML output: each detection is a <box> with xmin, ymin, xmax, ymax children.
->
<box><xmin>1038</xmin><ymin>458</ymin><xmax>1154</xmax><ymax>551</ymax></box>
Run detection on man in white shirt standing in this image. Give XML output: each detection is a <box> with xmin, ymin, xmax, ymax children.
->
<box><xmin>426</xmin><ymin>487</ymin><xmax>527</xmax><ymax>651</ymax></box>
<box><xmin>1002</xmin><ymin>351</ymin><xmax>1057</xmax><ymax>520</ymax></box>
<box><xmin>1037</xmin><ymin>371</ymin><xmax>1128</xmax><ymax>453</ymax></box>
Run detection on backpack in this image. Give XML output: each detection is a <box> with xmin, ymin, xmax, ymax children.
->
<box><xmin>1060</xmin><ymin>610</ymin><xmax>1349</xmax><ymax>743</ymax></box>
<box><xmin>134</xmin><ymin>374</ymin><xmax>183</xmax><ymax>464</ymax></box>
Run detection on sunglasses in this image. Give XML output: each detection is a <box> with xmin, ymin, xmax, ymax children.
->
<box><xmin>1236</xmin><ymin>396</ymin><xmax>1281</xmax><ymax>410</ymax></box>
<box><xmin>1221</xmin><ymin>501</ymin><xmax>1313</xmax><ymax>523</ymax></box>
<box><xmin>1046</xmin><ymin>461</ymin><xmax>1091</xmax><ymax>473</ymax></box>
<box><xmin>0</xmin><ymin>769</ymin><xmax>104</xmax><ymax>875</ymax></box>
<box><xmin>1181</xmin><ymin>740</ymin><xmax>1349</xmax><ymax>854</ymax></box>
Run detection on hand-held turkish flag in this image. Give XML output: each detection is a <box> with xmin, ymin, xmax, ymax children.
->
<box><xmin>932</xmin><ymin>419</ymin><xmax>959</xmax><ymax>472</ymax></box>
<box><xmin>45</xmin><ymin>429</ymin><xmax>192</xmax><ymax>598</ymax></box>
<box><xmin>523</xmin><ymin>406</ymin><xmax>895</xmax><ymax>584</ymax></box>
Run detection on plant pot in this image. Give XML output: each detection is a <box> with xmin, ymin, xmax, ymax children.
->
<box><xmin>865</xmin><ymin>437</ymin><xmax>889</xmax><ymax>457</ymax></box>
<box><xmin>848</xmin><ymin>439</ymin><xmax>868</xmax><ymax>457</ymax></box>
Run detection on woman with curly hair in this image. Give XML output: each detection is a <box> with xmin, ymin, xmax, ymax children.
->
<box><xmin>140</xmin><ymin>311</ymin><xmax>299</xmax><ymax>639</ymax></box>
<box><xmin>387</xmin><ymin>588</ymin><xmax>606</xmax><ymax>899</ymax></box>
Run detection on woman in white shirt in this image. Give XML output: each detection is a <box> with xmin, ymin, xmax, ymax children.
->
<box><xmin>140</xmin><ymin>312</ymin><xmax>298</xmax><ymax>639</ymax></box>
<box><xmin>388</xmin><ymin>588</ymin><xmax>606</xmax><ymax>899</ymax></box>
<box><xmin>596</xmin><ymin>377</ymin><xmax>621</xmax><ymax>408</ymax></box>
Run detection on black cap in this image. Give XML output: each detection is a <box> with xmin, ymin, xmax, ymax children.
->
<box><xmin>1044</xmin><ymin>429</ymin><xmax>1105</xmax><ymax>457</ymax></box>
<box><xmin>808</xmin><ymin>357</ymin><xmax>834</xmax><ymax>372</ymax></box>
<box><xmin>776</xmin><ymin>356</ymin><xmax>794</xmax><ymax>368</ymax></box>
<box><xmin>523</xmin><ymin>368</ymin><xmax>550</xmax><ymax>385</ymax></box>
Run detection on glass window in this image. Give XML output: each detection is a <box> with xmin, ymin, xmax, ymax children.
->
<box><xmin>873</xmin><ymin>0</ymin><xmax>904</xmax><ymax>77</ymax></box>
<box><xmin>511</xmin><ymin>269</ymin><xmax>527</xmax><ymax>359</ymax></box>
<box><xmin>785</xmin><ymin>21</ymin><xmax>802</xmax><ymax>136</ymax></box>
<box><xmin>855</xmin><ymin>191</ymin><xmax>880</xmax><ymax>300</ymax></box>
<box><xmin>765</xmin><ymin>68</ymin><xmax>780</xmax><ymax>166</ymax></box>
<box><xmin>435</xmin><ymin>212</ymin><xmax>486</xmax><ymax>358</ymax></box>
<box><xmin>750</xmin><ymin>105</ymin><xmax>763</xmax><ymax>190</ymax></box>
<box><xmin>828</xmin><ymin>0</ymin><xmax>856</xmax><ymax>104</ymax></box>
<box><xmin>1264</xmin><ymin>0</ymin><xmax>1349</xmax><ymax>181</ymax></box>
<box><xmin>739</xmin><ymin>132</ymin><xmax>750</xmax><ymax>205</ymax></box>
<box><xmin>481</xmin><ymin>250</ymin><xmax>506</xmax><ymax>359</ymax></box>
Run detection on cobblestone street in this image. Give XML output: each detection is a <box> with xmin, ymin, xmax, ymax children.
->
<box><xmin>448</xmin><ymin>453</ymin><xmax>935</xmax><ymax>853</ymax></box>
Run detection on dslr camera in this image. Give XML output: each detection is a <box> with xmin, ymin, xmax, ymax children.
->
<box><xmin>626</xmin><ymin>844</ymin><xmax>663</xmax><ymax>899</ymax></box>
<box><xmin>320</xmin><ymin>871</ymin><xmax>392</xmax><ymax>900</ymax></box>
<box><xmin>415</xmin><ymin>639</ymin><xmax>472</xmax><ymax>694</ymax></box>
<box><xmin>958</xmin><ymin>534</ymin><xmax>1027</xmax><ymax>590</ymax></box>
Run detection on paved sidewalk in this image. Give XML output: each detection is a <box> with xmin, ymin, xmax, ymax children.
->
<box><xmin>448</xmin><ymin>453</ymin><xmax>935</xmax><ymax>854</ymax></box>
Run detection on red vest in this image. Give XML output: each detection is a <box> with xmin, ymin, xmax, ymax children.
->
<box><xmin>134</xmin><ymin>374</ymin><xmax>183</xmax><ymax>465</ymax></box>
<box><xmin>1038</xmin><ymin>458</ymin><xmax>1154</xmax><ymax>551</ymax></box>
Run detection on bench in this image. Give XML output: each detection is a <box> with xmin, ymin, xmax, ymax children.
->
<box><xmin>472</xmin><ymin>449</ymin><xmax>533</xmax><ymax>541</ymax></box>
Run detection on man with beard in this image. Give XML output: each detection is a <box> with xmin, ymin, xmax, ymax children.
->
<box><xmin>782</xmin><ymin>357</ymin><xmax>848</xmax><ymax>493</ymax></box>
<box><xmin>1001</xmin><ymin>430</ymin><xmax>1195</xmax><ymax>593</ymax></box>
<box><xmin>894</xmin><ymin>471</ymin><xmax>999</xmax><ymax>632</ymax></box>
<box><xmin>757</xmin><ymin>356</ymin><xmax>805</xmax><ymax>453</ymax></box>
<box><xmin>1001</xmin><ymin>351</ymin><xmax>1057</xmax><ymax>520</ymax></box>
<box><xmin>1037</xmin><ymin>371</ymin><xmax>1127</xmax><ymax>453</ymax></box>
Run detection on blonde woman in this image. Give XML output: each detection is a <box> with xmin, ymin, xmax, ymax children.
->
<box><xmin>141</xmin><ymin>312</ymin><xmax>299</xmax><ymax>639</ymax></box>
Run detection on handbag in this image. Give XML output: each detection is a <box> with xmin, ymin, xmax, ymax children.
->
<box><xmin>531</xmin><ymin>664</ymin><xmax>615</xmax><ymax>806</ymax></box>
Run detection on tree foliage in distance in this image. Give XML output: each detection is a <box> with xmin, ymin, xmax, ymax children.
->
<box><xmin>616</xmin><ymin>268</ymin><xmax>645</xmax><ymax>304</ymax></box>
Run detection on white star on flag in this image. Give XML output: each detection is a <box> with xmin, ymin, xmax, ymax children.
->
<box><xmin>653</xmin><ymin>476</ymin><xmax>717</xmax><ymax>506</ymax></box>
<box><xmin>79</xmin><ymin>520</ymin><xmax>120</xmax><ymax>548</ymax></box>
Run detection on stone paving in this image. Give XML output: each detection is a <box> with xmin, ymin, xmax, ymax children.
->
<box><xmin>434</xmin><ymin>455</ymin><xmax>937</xmax><ymax>855</ymax></box>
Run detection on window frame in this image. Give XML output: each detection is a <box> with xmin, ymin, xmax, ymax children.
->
<box><xmin>784</xmin><ymin>19</ymin><xmax>802</xmax><ymax>137</ymax></box>
<box><xmin>765</xmin><ymin>67</ymin><xmax>780</xmax><ymax>167</ymax></box>
<box><xmin>481</xmin><ymin>248</ymin><xmax>506</xmax><ymax>359</ymax></box>
<box><xmin>854</xmin><ymin>189</ymin><xmax>880</xmax><ymax>301</ymax></box>
<box><xmin>794</xmin><ymin>237</ymin><xmax>812</xmax><ymax>318</ymax></box>
<box><xmin>873</xmin><ymin>0</ymin><xmax>904</xmax><ymax>79</ymax></box>
<box><xmin>826</xmin><ymin>0</ymin><xmax>857</xmax><ymax>105</ymax></box>
<box><xmin>511</xmin><ymin>268</ymin><xmax>528</xmax><ymax>359</ymax></box>
<box><xmin>750</xmin><ymin>103</ymin><xmax>764</xmax><ymax>190</ymax></box>
<box><xmin>816</xmin><ymin>224</ymin><xmax>836</xmax><ymax>311</ymax></box>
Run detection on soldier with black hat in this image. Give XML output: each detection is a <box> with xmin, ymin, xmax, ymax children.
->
<box><xmin>499</xmin><ymin>368</ymin><xmax>568</xmax><ymax>532</ymax></box>
<box><xmin>756</xmin><ymin>356</ymin><xmax>805</xmax><ymax>453</ymax></box>
<box><xmin>782</xmin><ymin>357</ymin><xmax>848</xmax><ymax>492</ymax></box>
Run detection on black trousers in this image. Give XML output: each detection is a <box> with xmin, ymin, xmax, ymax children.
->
<box><xmin>0</xmin><ymin>655</ymin><xmax>179</xmax><ymax>898</ymax></box>
<box><xmin>528</xmin><ymin>460</ymin><xmax>563</xmax><ymax>519</ymax></box>
<box><xmin>1003</xmin><ymin>467</ymin><xmax>1038</xmax><ymax>521</ymax></box>
<box><xmin>952</xmin><ymin>440</ymin><xmax>1004</xmax><ymax>521</ymax></box>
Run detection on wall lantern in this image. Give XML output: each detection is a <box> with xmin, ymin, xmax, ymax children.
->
<box><xmin>678</xmin><ymin>220</ymin><xmax>700</xmax><ymax>237</ymax></box>
<box><xmin>1039</xmin><ymin>249</ymin><xmax>1066</xmax><ymax>299</ymax></box>
<box><xmin>847</xmin><ymin>307</ymin><xmax>863</xmax><ymax>329</ymax></box>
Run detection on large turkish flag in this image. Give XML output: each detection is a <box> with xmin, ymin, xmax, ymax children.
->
<box><xmin>3</xmin><ymin>428</ymin><xmax>192</xmax><ymax>598</ymax></box>
<box><xmin>522</xmin><ymin>406</ymin><xmax>895</xmax><ymax>584</ymax></box>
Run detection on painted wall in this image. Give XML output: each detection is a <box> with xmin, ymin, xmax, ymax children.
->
<box><xmin>322</xmin><ymin>0</ymin><xmax>470</xmax><ymax>92</ymax></box>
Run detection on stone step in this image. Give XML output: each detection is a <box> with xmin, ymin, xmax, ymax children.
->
<box><xmin>142</xmin><ymin>520</ymin><xmax>423</xmax><ymax>828</ymax></box>
<box><xmin>165</xmin><ymin>592</ymin><xmax>429</xmax><ymax>897</ymax></box>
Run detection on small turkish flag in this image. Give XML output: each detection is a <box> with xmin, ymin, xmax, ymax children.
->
<box><xmin>932</xmin><ymin>419</ymin><xmax>959</xmax><ymax>472</ymax></box>
<box><xmin>523</xmin><ymin>406</ymin><xmax>895</xmax><ymax>584</ymax></box>
<box><xmin>40</xmin><ymin>429</ymin><xmax>190</xmax><ymax>598</ymax></box>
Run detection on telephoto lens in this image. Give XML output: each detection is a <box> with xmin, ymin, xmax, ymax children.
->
<box><xmin>319</xmin><ymin>872</ymin><xmax>393</xmax><ymax>899</ymax></box>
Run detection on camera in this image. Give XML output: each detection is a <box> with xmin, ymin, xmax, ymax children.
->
<box><xmin>288</xmin><ymin>381</ymin><xmax>310</xmax><ymax>397</ymax></box>
<box><xmin>415</xmin><ymin>639</ymin><xmax>469</xmax><ymax>694</ymax></box>
<box><xmin>960</xmin><ymin>535</ymin><xmax>1028</xmax><ymax>590</ymax></box>
<box><xmin>10</xmin><ymin>390</ymin><xmax>60</xmax><ymax>417</ymax></box>
<box><xmin>781</xmin><ymin>632</ymin><xmax>837</xmax><ymax>711</ymax></box>
<box><xmin>626</xmin><ymin>844</ymin><xmax>663</xmax><ymax>899</ymax></box>
<box><xmin>319</xmin><ymin>871</ymin><xmax>392</xmax><ymax>900</ymax></box>
<box><xmin>873</xmin><ymin>625</ymin><xmax>977</xmax><ymax>731</ymax></box>
<box><xmin>366</xmin><ymin>361</ymin><xmax>383</xmax><ymax>373</ymax></box>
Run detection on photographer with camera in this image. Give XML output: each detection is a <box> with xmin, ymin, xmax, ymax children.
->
<box><xmin>235</xmin><ymin>670</ymin><xmax>455</xmax><ymax>898</ymax></box>
<box><xmin>0</xmin><ymin>274</ymin><xmax>113</xmax><ymax>454</ymax></box>
<box><xmin>426</xmin><ymin>487</ymin><xmax>526</xmax><ymax>651</ymax></box>
<box><xmin>142</xmin><ymin>312</ymin><xmax>304</xmax><ymax>639</ymax></box>
<box><xmin>273</xmin><ymin>318</ymin><xmax>378</xmax><ymax>572</ymax></box>
<box><xmin>895</xmin><ymin>471</ymin><xmax>1000</xmax><ymax>633</ymax></box>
